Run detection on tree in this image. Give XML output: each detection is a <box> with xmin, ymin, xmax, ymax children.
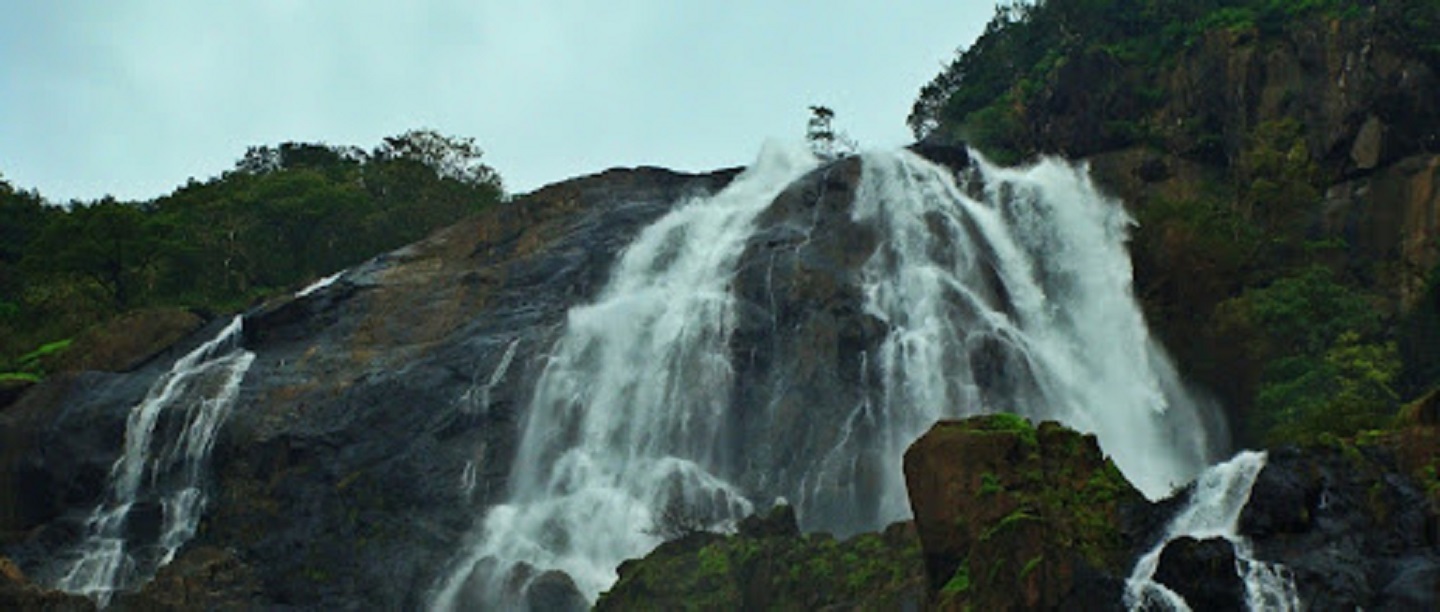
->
<box><xmin>29</xmin><ymin>198</ymin><xmax>167</xmax><ymax>310</ymax></box>
<box><xmin>806</xmin><ymin>106</ymin><xmax>858</xmax><ymax>161</ymax></box>
<box><xmin>373</xmin><ymin>129</ymin><xmax>502</xmax><ymax>188</ymax></box>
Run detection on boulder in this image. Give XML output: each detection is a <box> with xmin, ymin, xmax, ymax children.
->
<box><xmin>1152</xmin><ymin>537</ymin><xmax>1245</xmax><ymax>612</ymax></box>
<box><xmin>597</xmin><ymin>512</ymin><xmax>925</xmax><ymax>610</ymax></box>
<box><xmin>902</xmin><ymin>415</ymin><xmax>1145</xmax><ymax>611</ymax></box>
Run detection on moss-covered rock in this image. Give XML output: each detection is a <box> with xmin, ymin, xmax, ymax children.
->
<box><xmin>595</xmin><ymin>505</ymin><xmax>926</xmax><ymax>610</ymax></box>
<box><xmin>903</xmin><ymin>415</ymin><xmax>1145</xmax><ymax>611</ymax></box>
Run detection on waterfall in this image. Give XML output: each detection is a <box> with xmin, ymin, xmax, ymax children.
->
<box><xmin>295</xmin><ymin>269</ymin><xmax>345</xmax><ymax>298</ymax></box>
<box><xmin>830</xmin><ymin>150</ymin><xmax>1217</xmax><ymax>508</ymax></box>
<box><xmin>52</xmin><ymin>316</ymin><xmax>255</xmax><ymax>607</ymax></box>
<box><xmin>430</xmin><ymin>141</ymin><xmax>819</xmax><ymax>610</ymax></box>
<box><xmin>1125</xmin><ymin>451</ymin><xmax>1300</xmax><ymax>610</ymax></box>
<box><xmin>431</xmin><ymin>145</ymin><xmax>1224</xmax><ymax>608</ymax></box>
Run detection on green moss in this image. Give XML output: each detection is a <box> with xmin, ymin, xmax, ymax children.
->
<box><xmin>16</xmin><ymin>338</ymin><xmax>72</xmax><ymax>365</ymax></box>
<box><xmin>979</xmin><ymin>472</ymin><xmax>1004</xmax><ymax>496</ymax></box>
<box><xmin>941</xmin><ymin>561</ymin><xmax>972</xmax><ymax>595</ymax></box>
<box><xmin>1421</xmin><ymin>464</ymin><xmax>1440</xmax><ymax>499</ymax></box>
<box><xmin>982</xmin><ymin>412</ymin><xmax>1039</xmax><ymax>448</ymax></box>
<box><xmin>0</xmin><ymin>372</ymin><xmax>40</xmax><ymax>383</ymax></box>
<box><xmin>980</xmin><ymin>509</ymin><xmax>1040</xmax><ymax>542</ymax></box>
<box><xmin>1020</xmin><ymin>554</ymin><xmax>1045</xmax><ymax>580</ymax></box>
<box><xmin>805</xmin><ymin>556</ymin><xmax>833</xmax><ymax>579</ymax></box>
<box><xmin>697</xmin><ymin>544</ymin><xmax>730</xmax><ymax>576</ymax></box>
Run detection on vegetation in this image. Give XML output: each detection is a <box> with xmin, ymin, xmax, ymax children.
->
<box><xmin>596</xmin><ymin>517</ymin><xmax>925</xmax><ymax>610</ymax></box>
<box><xmin>908</xmin><ymin>0</ymin><xmax>1435</xmax><ymax>154</ymax></box>
<box><xmin>910</xmin><ymin>0</ymin><xmax>1440</xmax><ymax>446</ymax></box>
<box><xmin>805</xmin><ymin>105</ymin><xmax>858</xmax><ymax>161</ymax></box>
<box><xmin>0</xmin><ymin>129</ymin><xmax>503</xmax><ymax>381</ymax></box>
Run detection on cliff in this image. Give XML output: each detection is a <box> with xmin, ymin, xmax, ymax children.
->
<box><xmin>914</xmin><ymin>4</ymin><xmax>1440</xmax><ymax>444</ymax></box>
<box><xmin>0</xmin><ymin>165</ymin><xmax>740</xmax><ymax>609</ymax></box>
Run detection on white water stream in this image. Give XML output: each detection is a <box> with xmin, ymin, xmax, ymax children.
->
<box><xmin>432</xmin><ymin>145</ymin><xmax>1225</xmax><ymax>609</ymax></box>
<box><xmin>431</xmin><ymin>141</ymin><xmax>818</xmax><ymax>609</ymax></box>
<box><xmin>1125</xmin><ymin>451</ymin><xmax>1300</xmax><ymax>610</ymax></box>
<box><xmin>53</xmin><ymin>316</ymin><xmax>255</xmax><ymax>607</ymax></box>
<box><xmin>835</xmin><ymin>150</ymin><xmax>1216</xmax><ymax>507</ymax></box>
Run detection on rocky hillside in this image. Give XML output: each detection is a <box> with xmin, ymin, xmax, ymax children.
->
<box><xmin>0</xmin><ymin>165</ymin><xmax>739</xmax><ymax>609</ymax></box>
<box><xmin>600</xmin><ymin>414</ymin><xmax>1439</xmax><ymax>610</ymax></box>
<box><xmin>3</xmin><ymin>3</ymin><xmax>1438</xmax><ymax>610</ymax></box>
<box><xmin>913</xmin><ymin>1</ymin><xmax>1440</xmax><ymax>446</ymax></box>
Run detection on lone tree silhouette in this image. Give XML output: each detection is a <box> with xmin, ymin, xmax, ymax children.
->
<box><xmin>806</xmin><ymin>105</ymin><xmax>858</xmax><ymax>161</ymax></box>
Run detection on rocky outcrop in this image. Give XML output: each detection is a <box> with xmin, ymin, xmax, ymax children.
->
<box><xmin>1322</xmin><ymin>153</ymin><xmax>1440</xmax><ymax>308</ymax></box>
<box><xmin>595</xmin><ymin>505</ymin><xmax>926</xmax><ymax>610</ymax></box>
<box><xmin>1151</xmin><ymin>537</ymin><xmax>1245</xmax><ymax>611</ymax></box>
<box><xmin>111</xmin><ymin>547</ymin><xmax>263</xmax><ymax>611</ymax></box>
<box><xmin>1239</xmin><ymin>443</ymin><xmax>1440</xmax><ymax>610</ymax></box>
<box><xmin>1030</xmin><ymin>12</ymin><xmax>1440</xmax><ymax>179</ymax></box>
<box><xmin>902</xmin><ymin>415</ymin><xmax>1146</xmax><ymax>611</ymax></box>
<box><xmin>0</xmin><ymin>165</ymin><xmax>739</xmax><ymax>609</ymax></box>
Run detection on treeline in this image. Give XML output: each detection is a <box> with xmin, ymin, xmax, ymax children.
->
<box><xmin>0</xmin><ymin>129</ymin><xmax>503</xmax><ymax>380</ymax></box>
<box><xmin>908</xmin><ymin>0</ymin><xmax>1440</xmax><ymax>446</ymax></box>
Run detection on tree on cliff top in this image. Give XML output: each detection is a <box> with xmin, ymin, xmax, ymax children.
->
<box><xmin>806</xmin><ymin>105</ymin><xmax>858</xmax><ymax>161</ymax></box>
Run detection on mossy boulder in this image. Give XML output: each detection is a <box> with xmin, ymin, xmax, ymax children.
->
<box><xmin>595</xmin><ymin>505</ymin><xmax>926</xmax><ymax>610</ymax></box>
<box><xmin>903</xmin><ymin>415</ymin><xmax>1145</xmax><ymax>611</ymax></box>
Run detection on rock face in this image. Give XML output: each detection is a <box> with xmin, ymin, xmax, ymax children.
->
<box><xmin>902</xmin><ymin>416</ymin><xmax>1145</xmax><ymax>611</ymax></box>
<box><xmin>1029</xmin><ymin>13</ymin><xmax>1440</xmax><ymax>179</ymax></box>
<box><xmin>1322</xmin><ymin>153</ymin><xmax>1440</xmax><ymax>309</ymax></box>
<box><xmin>728</xmin><ymin>154</ymin><xmax>888</xmax><ymax>535</ymax></box>
<box><xmin>1239</xmin><ymin>443</ymin><xmax>1440</xmax><ymax>610</ymax></box>
<box><xmin>595</xmin><ymin>506</ymin><xmax>927</xmax><ymax>611</ymax></box>
<box><xmin>0</xmin><ymin>165</ymin><xmax>739</xmax><ymax>609</ymax></box>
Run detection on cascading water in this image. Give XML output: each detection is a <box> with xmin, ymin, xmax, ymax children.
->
<box><xmin>827</xmin><ymin>150</ymin><xmax>1218</xmax><ymax>507</ymax></box>
<box><xmin>1125</xmin><ymin>451</ymin><xmax>1300</xmax><ymax>610</ymax></box>
<box><xmin>431</xmin><ymin>144</ymin><xmax>1224</xmax><ymax>608</ymax></box>
<box><xmin>431</xmin><ymin>141</ymin><xmax>819</xmax><ymax>610</ymax></box>
<box><xmin>52</xmin><ymin>316</ymin><xmax>255</xmax><ymax>607</ymax></box>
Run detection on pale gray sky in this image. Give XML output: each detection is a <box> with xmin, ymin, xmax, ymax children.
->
<box><xmin>0</xmin><ymin>1</ymin><xmax>993</xmax><ymax>201</ymax></box>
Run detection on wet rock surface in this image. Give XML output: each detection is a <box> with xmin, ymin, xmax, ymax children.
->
<box><xmin>903</xmin><ymin>416</ymin><xmax>1144</xmax><ymax>611</ymax></box>
<box><xmin>0</xmin><ymin>165</ymin><xmax>738</xmax><ymax>609</ymax></box>
<box><xmin>1239</xmin><ymin>444</ymin><xmax>1440</xmax><ymax>610</ymax></box>
<box><xmin>596</xmin><ymin>505</ymin><xmax>927</xmax><ymax>611</ymax></box>
<box><xmin>1151</xmin><ymin>537</ymin><xmax>1245</xmax><ymax>612</ymax></box>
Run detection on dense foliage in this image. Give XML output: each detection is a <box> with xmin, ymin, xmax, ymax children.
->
<box><xmin>910</xmin><ymin>0</ymin><xmax>1440</xmax><ymax>446</ymax></box>
<box><xmin>0</xmin><ymin>130</ymin><xmax>503</xmax><ymax>380</ymax></box>
<box><xmin>909</xmin><ymin>0</ymin><xmax>1436</xmax><ymax>157</ymax></box>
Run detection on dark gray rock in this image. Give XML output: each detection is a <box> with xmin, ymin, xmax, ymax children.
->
<box><xmin>1153</xmin><ymin>537</ymin><xmax>1245</xmax><ymax>612</ymax></box>
<box><xmin>0</xmin><ymin>165</ymin><xmax>739</xmax><ymax>610</ymax></box>
<box><xmin>1241</xmin><ymin>445</ymin><xmax>1440</xmax><ymax>611</ymax></box>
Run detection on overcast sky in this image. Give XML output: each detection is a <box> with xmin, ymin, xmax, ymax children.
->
<box><xmin>0</xmin><ymin>1</ymin><xmax>993</xmax><ymax>202</ymax></box>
